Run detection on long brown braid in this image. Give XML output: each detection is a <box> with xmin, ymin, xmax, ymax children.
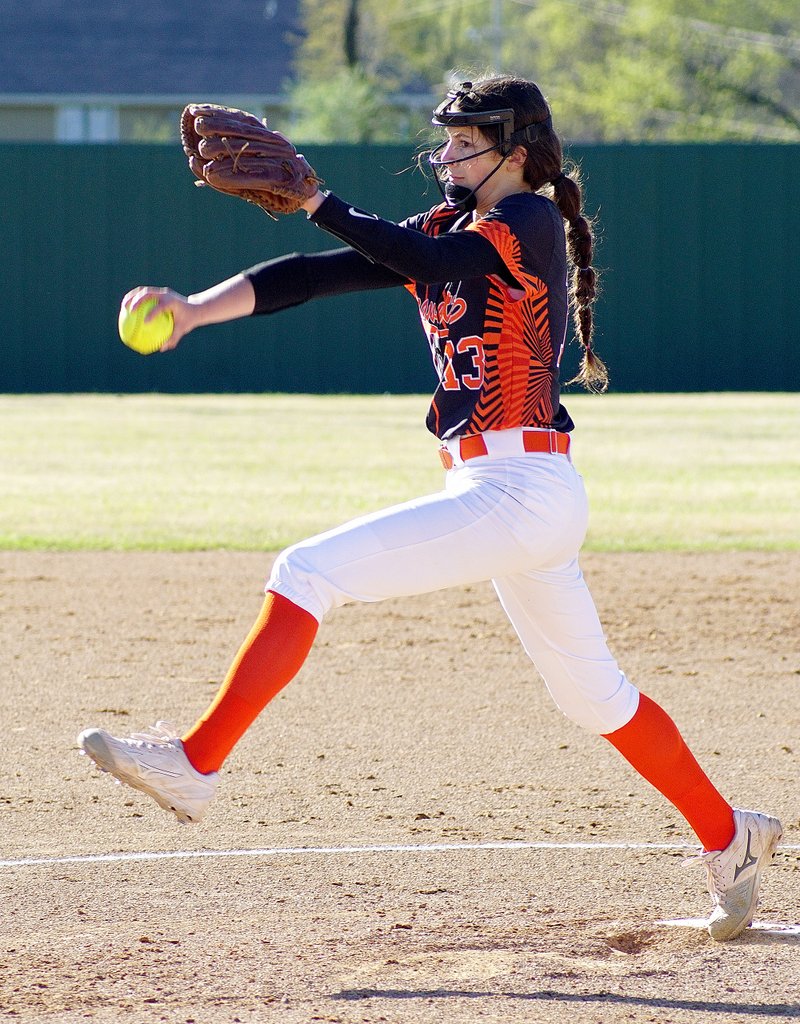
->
<box><xmin>451</xmin><ymin>75</ymin><xmax>608</xmax><ymax>393</ymax></box>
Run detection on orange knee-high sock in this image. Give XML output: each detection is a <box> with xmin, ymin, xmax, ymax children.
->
<box><xmin>181</xmin><ymin>592</ymin><xmax>318</xmax><ymax>775</ymax></box>
<box><xmin>603</xmin><ymin>693</ymin><xmax>735</xmax><ymax>852</ymax></box>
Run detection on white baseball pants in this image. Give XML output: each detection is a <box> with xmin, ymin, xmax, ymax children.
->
<box><xmin>268</xmin><ymin>429</ymin><xmax>640</xmax><ymax>734</ymax></box>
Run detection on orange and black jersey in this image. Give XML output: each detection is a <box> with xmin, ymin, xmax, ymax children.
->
<box><xmin>245</xmin><ymin>191</ymin><xmax>574</xmax><ymax>439</ymax></box>
<box><xmin>401</xmin><ymin>195</ymin><xmax>571</xmax><ymax>438</ymax></box>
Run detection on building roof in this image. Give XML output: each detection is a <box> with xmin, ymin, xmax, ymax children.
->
<box><xmin>0</xmin><ymin>0</ymin><xmax>301</xmax><ymax>98</ymax></box>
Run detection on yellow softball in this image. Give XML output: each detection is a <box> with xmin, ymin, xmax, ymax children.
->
<box><xmin>118</xmin><ymin>298</ymin><xmax>174</xmax><ymax>355</ymax></box>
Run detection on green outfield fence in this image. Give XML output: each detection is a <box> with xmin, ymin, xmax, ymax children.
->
<box><xmin>4</xmin><ymin>142</ymin><xmax>798</xmax><ymax>393</ymax></box>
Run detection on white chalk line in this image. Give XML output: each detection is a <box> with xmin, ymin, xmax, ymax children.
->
<box><xmin>1</xmin><ymin>838</ymin><xmax>799</xmax><ymax>870</ymax></box>
<box><xmin>5</xmin><ymin>842</ymin><xmax>798</xmax><ymax>936</ymax></box>
<box><xmin>659</xmin><ymin>918</ymin><xmax>800</xmax><ymax>936</ymax></box>
<box><xmin>0</xmin><ymin>839</ymin><xmax>690</xmax><ymax>869</ymax></box>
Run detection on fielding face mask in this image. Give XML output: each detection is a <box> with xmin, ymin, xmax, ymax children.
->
<box><xmin>429</xmin><ymin>82</ymin><xmax>552</xmax><ymax>212</ymax></box>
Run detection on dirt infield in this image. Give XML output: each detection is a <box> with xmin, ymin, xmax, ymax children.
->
<box><xmin>1</xmin><ymin>550</ymin><xmax>798</xmax><ymax>1023</ymax></box>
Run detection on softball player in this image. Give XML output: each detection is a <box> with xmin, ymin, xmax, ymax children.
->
<box><xmin>78</xmin><ymin>75</ymin><xmax>781</xmax><ymax>940</ymax></box>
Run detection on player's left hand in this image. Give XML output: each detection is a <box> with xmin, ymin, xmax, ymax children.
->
<box><xmin>181</xmin><ymin>104</ymin><xmax>323</xmax><ymax>217</ymax></box>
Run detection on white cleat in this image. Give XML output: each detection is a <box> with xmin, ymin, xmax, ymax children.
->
<box><xmin>77</xmin><ymin>721</ymin><xmax>218</xmax><ymax>825</ymax></box>
<box><xmin>688</xmin><ymin>808</ymin><xmax>782</xmax><ymax>941</ymax></box>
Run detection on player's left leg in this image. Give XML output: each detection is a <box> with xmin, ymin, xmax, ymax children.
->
<box><xmin>78</xmin><ymin>589</ymin><xmax>318</xmax><ymax>820</ymax></box>
<box><xmin>79</xmin><ymin>457</ymin><xmax>584</xmax><ymax>816</ymax></box>
<box><xmin>180</xmin><ymin>464</ymin><xmax>587</xmax><ymax>774</ymax></box>
<box><xmin>181</xmin><ymin>591</ymin><xmax>319</xmax><ymax>774</ymax></box>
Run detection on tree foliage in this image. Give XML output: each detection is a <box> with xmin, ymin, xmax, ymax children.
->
<box><xmin>288</xmin><ymin>0</ymin><xmax>800</xmax><ymax>141</ymax></box>
<box><xmin>288</xmin><ymin>67</ymin><xmax>411</xmax><ymax>142</ymax></box>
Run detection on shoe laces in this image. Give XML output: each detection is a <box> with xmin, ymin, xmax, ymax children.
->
<box><xmin>683</xmin><ymin>848</ymin><xmax>722</xmax><ymax>900</ymax></box>
<box><xmin>127</xmin><ymin>721</ymin><xmax>181</xmax><ymax>749</ymax></box>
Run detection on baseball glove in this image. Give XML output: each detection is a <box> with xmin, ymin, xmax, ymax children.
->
<box><xmin>181</xmin><ymin>104</ymin><xmax>322</xmax><ymax>217</ymax></box>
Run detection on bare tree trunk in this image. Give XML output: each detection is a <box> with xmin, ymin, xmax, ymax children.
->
<box><xmin>344</xmin><ymin>0</ymin><xmax>360</xmax><ymax>68</ymax></box>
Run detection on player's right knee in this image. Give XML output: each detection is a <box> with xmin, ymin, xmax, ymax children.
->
<box><xmin>545</xmin><ymin>672</ymin><xmax>640</xmax><ymax>735</ymax></box>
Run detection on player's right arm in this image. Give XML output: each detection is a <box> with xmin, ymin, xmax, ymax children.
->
<box><xmin>244</xmin><ymin>248</ymin><xmax>405</xmax><ymax>314</ymax></box>
<box><xmin>124</xmin><ymin>248</ymin><xmax>404</xmax><ymax>351</ymax></box>
<box><xmin>123</xmin><ymin>275</ymin><xmax>257</xmax><ymax>351</ymax></box>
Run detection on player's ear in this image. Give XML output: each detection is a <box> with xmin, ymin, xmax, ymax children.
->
<box><xmin>505</xmin><ymin>144</ymin><xmax>528</xmax><ymax>170</ymax></box>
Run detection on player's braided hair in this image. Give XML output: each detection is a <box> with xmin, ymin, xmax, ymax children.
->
<box><xmin>453</xmin><ymin>76</ymin><xmax>608</xmax><ymax>393</ymax></box>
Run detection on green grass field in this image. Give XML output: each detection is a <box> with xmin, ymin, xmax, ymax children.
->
<box><xmin>1</xmin><ymin>392</ymin><xmax>797</xmax><ymax>552</ymax></box>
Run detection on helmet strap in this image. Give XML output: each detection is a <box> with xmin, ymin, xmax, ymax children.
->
<box><xmin>429</xmin><ymin>142</ymin><xmax>511</xmax><ymax>213</ymax></box>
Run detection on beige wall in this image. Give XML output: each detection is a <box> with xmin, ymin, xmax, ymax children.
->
<box><xmin>0</xmin><ymin>106</ymin><xmax>54</xmax><ymax>140</ymax></box>
<box><xmin>0</xmin><ymin>100</ymin><xmax>285</xmax><ymax>142</ymax></box>
<box><xmin>119</xmin><ymin>106</ymin><xmax>183</xmax><ymax>142</ymax></box>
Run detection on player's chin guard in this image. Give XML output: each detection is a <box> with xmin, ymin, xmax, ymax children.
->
<box><xmin>429</xmin><ymin>81</ymin><xmax>552</xmax><ymax>213</ymax></box>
